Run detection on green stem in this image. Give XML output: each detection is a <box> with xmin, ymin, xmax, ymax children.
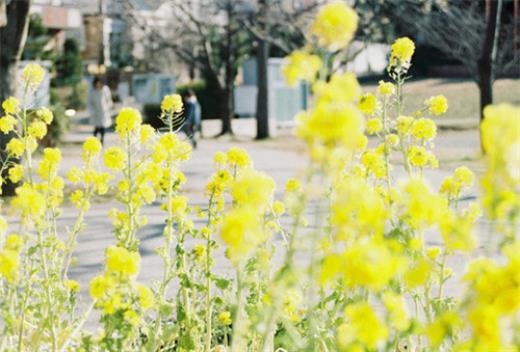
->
<box><xmin>37</xmin><ymin>227</ymin><xmax>58</xmax><ymax>351</ymax></box>
<box><xmin>231</xmin><ymin>267</ymin><xmax>245</xmax><ymax>352</ymax></box>
<box><xmin>204</xmin><ymin>193</ymin><xmax>216</xmax><ymax>352</ymax></box>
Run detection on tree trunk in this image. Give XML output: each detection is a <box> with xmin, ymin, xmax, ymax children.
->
<box><xmin>218</xmin><ymin>85</ymin><xmax>234</xmax><ymax>136</ymax></box>
<box><xmin>478</xmin><ymin>0</ymin><xmax>502</xmax><ymax>153</ymax></box>
<box><xmin>255</xmin><ymin>0</ymin><xmax>270</xmax><ymax>140</ymax></box>
<box><xmin>478</xmin><ymin>0</ymin><xmax>502</xmax><ymax>121</ymax></box>
<box><xmin>0</xmin><ymin>0</ymin><xmax>31</xmax><ymax>196</ymax></box>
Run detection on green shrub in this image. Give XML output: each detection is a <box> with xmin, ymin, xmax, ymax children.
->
<box><xmin>67</xmin><ymin>82</ymin><xmax>87</xmax><ymax>110</ymax></box>
<box><xmin>142</xmin><ymin>104</ymin><xmax>164</xmax><ymax>129</ymax></box>
<box><xmin>40</xmin><ymin>89</ymin><xmax>70</xmax><ymax>147</ymax></box>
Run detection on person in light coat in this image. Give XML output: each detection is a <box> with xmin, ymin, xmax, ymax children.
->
<box><xmin>88</xmin><ymin>77</ymin><xmax>113</xmax><ymax>144</ymax></box>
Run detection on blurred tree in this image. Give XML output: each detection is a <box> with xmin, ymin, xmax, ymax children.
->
<box><xmin>392</xmin><ymin>0</ymin><xmax>517</xmax><ymax>122</ymax></box>
<box><xmin>120</xmin><ymin>0</ymin><xmax>253</xmax><ymax>135</ymax></box>
<box><xmin>54</xmin><ymin>38</ymin><xmax>84</xmax><ymax>86</ymax></box>
<box><xmin>22</xmin><ymin>14</ymin><xmax>53</xmax><ymax>60</ymax></box>
<box><xmin>0</xmin><ymin>0</ymin><xmax>31</xmax><ymax>196</ymax></box>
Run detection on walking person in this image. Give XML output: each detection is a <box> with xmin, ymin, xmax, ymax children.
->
<box><xmin>88</xmin><ymin>77</ymin><xmax>113</xmax><ymax>145</ymax></box>
<box><xmin>182</xmin><ymin>91</ymin><xmax>197</xmax><ymax>148</ymax></box>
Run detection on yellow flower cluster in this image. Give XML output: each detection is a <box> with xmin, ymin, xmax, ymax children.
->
<box><xmin>390</xmin><ymin>36</ymin><xmax>415</xmax><ymax>63</ymax></box>
<box><xmin>90</xmin><ymin>246</ymin><xmax>153</xmax><ymax>319</ymax></box>
<box><xmin>480</xmin><ymin>104</ymin><xmax>520</xmax><ymax>231</ymax></box>
<box><xmin>115</xmin><ymin>108</ymin><xmax>142</xmax><ymax>136</ymax></box>
<box><xmin>2</xmin><ymin>96</ymin><xmax>19</xmax><ymax>115</ymax></box>
<box><xmin>310</xmin><ymin>1</ymin><xmax>358</xmax><ymax>50</ymax></box>
<box><xmin>283</xmin><ymin>50</ymin><xmax>322</xmax><ymax>86</ymax></box>
<box><xmin>22</xmin><ymin>63</ymin><xmax>45</xmax><ymax>89</ymax></box>
<box><xmin>161</xmin><ymin>94</ymin><xmax>183</xmax><ymax>113</ymax></box>
<box><xmin>427</xmin><ymin>95</ymin><xmax>448</xmax><ymax>116</ymax></box>
<box><xmin>460</xmin><ymin>242</ymin><xmax>520</xmax><ymax>350</ymax></box>
<box><xmin>218</xmin><ymin>149</ymin><xmax>276</xmax><ymax>263</ymax></box>
<box><xmin>0</xmin><ymin>234</ymin><xmax>23</xmax><ymax>283</ymax></box>
<box><xmin>358</xmin><ymin>93</ymin><xmax>376</xmax><ymax>115</ymax></box>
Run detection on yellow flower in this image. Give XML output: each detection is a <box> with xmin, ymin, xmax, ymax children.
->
<box><xmin>12</xmin><ymin>183</ymin><xmax>45</xmax><ymax>217</ymax></box>
<box><xmin>137</xmin><ymin>284</ymin><xmax>155</xmax><ymax>310</ymax></box>
<box><xmin>468</xmin><ymin>306</ymin><xmax>502</xmax><ymax>350</ymax></box>
<box><xmin>124</xmin><ymin>310</ymin><xmax>140</xmax><ymax>326</ymax></box>
<box><xmin>396</xmin><ymin>115</ymin><xmax>414</xmax><ymax>135</ymax></box>
<box><xmin>8</xmin><ymin>164</ymin><xmax>23</xmax><ymax>183</ymax></box>
<box><xmin>340</xmin><ymin>239</ymin><xmax>404</xmax><ymax>291</ymax></box>
<box><xmin>0</xmin><ymin>115</ymin><xmax>17</xmax><ymax>133</ymax></box>
<box><xmin>272</xmin><ymin>201</ymin><xmax>285</xmax><ymax>215</ymax></box>
<box><xmin>439</xmin><ymin>210</ymin><xmax>476</xmax><ymax>252</ymax></box>
<box><xmin>5</xmin><ymin>234</ymin><xmax>23</xmax><ymax>252</ymax></box>
<box><xmin>140</xmin><ymin>124</ymin><xmax>154</xmax><ymax>144</ymax></box>
<box><xmin>285</xmin><ymin>178</ymin><xmax>301</xmax><ymax>193</ymax></box>
<box><xmin>64</xmin><ymin>279</ymin><xmax>80</xmax><ymax>293</ymax></box>
<box><xmin>115</xmin><ymin>107</ymin><xmax>142</xmax><ymax>136</ymax></box>
<box><xmin>70</xmin><ymin>189</ymin><xmax>86</xmax><ymax>209</ymax></box>
<box><xmin>218</xmin><ymin>311</ymin><xmax>232</xmax><ymax>325</ymax></box>
<box><xmin>192</xmin><ymin>244</ymin><xmax>205</xmax><ymax>259</ymax></box>
<box><xmin>89</xmin><ymin>274</ymin><xmax>112</xmax><ymax>300</ymax></box>
<box><xmin>405</xmin><ymin>258</ymin><xmax>431</xmax><ymax>288</ymax></box>
<box><xmin>390</xmin><ymin>37</ymin><xmax>415</xmax><ymax>62</ymax></box>
<box><xmin>343</xmin><ymin>302</ymin><xmax>389</xmax><ymax>349</ymax></box>
<box><xmin>385</xmin><ymin>133</ymin><xmax>399</xmax><ymax>147</ymax></box>
<box><xmin>382</xmin><ymin>292</ymin><xmax>410</xmax><ymax>331</ymax></box>
<box><xmin>6</xmin><ymin>138</ymin><xmax>25</xmax><ymax>157</ymax></box>
<box><xmin>161</xmin><ymin>94</ymin><xmax>183</xmax><ymax>113</ymax></box>
<box><xmin>22</xmin><ymin>63</ymin><xmax>45</xmax><ymax>88</ymax></box>
<box><xmin>36</xmin><ymin>148</ymin><xmax>61</xmax><ymax>180</ymax></box>
<box><xmin>366</xmin><ymin>118</ymin><xmax>382</xmax><ymax>135</ymax></box>
<box><xmin>82</xmin><ymin>136</ymin><xmax>102</xmax><ymax>159</ymax></box>
<box><xmin>480</xmin><ymin>104</ymin><xmax>520</xmax><ymax>223</ymax></box>
<box><xmin>169</xmin><ymin>195</ymin><xmax>188</xmax><ymax>216</ymax></box>
<box><xmin>358</xmin><ymin>93</ymin><xmax>376</xmax><ymax>115</ymax></box>
<box><xmin>230</xmin><ymin>169</ymin><xmax>275</xmax><ymax>211</ymax></box>
<box><xmin>401</xmin><ymin>178</ymin><xmax>447</xmax><ymax>230</ymax></box>
<box><xmin>226</xmin><ymin>147</ymin><xmax>251</xmax><ymax>168</ymax></box>
<box><xmin>378</xmin><ymin>80</ymin><xmax>395</xmax><ymax>95</ymax></box>
<box><xmin>28</xmin><ymin>120</ymin><xmax>47</xmax><ymax>139</ymax></box>
<box><xmin>106</xmin><ymin>246</ymin><xmax>140</xmax><ymax>276</ymax></box>
<box><xmin>426</xmin><ymin>246</ymin><xmax>441</xmax><ymax>260</ymax></box>
<box><xmin>104</xmin><ymin>147</ymin><xmax>125</xmax><ymax>170</ymax></box>
<box><xmin>313</xmin><ymin>72</ymin><xmax>361</xmax><ymax>104</ymax></box>
<box><xmin>283</xmin><ymin>50</ymin><xmax>322</xmax><ymax>86</ymax></box>
<box><xmin>427</xmin><ymin>95</ymin><xmax>448</xmax><ymax>116</ymax></box>
<box><xmin>411</xmin><ymin>118</ymin><xmax>437</xmax><ymax>140</ymax></box>
<box><xmin>2</xmin><ymin>97</ymin><xmax>20</xmax><ymax>115</ymax></box>
<box><xmin>454</xmin><ymin>166</ymin><xmax>474</xmax><ymax>188</ymax></box>
<box><xmin>361</xmin><ymin>149</ymin><xmax>386</xmax><ymax>178</ymax></box>
<box><xmin>103</xmin><ymin>293</ymin><xmax>124</xmax><ymax>314</ymax></box>
<box><xmin>36</xmin><ymin>107</ymin><xmax>53</xmax><ymax>124</ymax></box>
<box><xmin>296</xmin><ymin>100</ymin><xmax>365</xmax><ymax>152</ymax></box>
<box><xmin>408</xmin><ymin>146</ymin><xmax>428</xmax><ymax>167</ymax></box>
<box><xmin>311</xmin><ymin>2</ymin><xmax>358</xmax><ymax>50</ymax></box>
<box><xmin>0</xmin><ymin>250</ymin><xmax>19</xmax><ymax>282</ymax></box>
<box><xmin>425</xmin><ymin>311</ymin><xmax>461</xmax><ymax>347</ymax></box>
<box><xmin>220</xmin><ymin>207</ymin><xmax>263</xmax><ymax>262</ymax></box>
<box><xmin>213</xmin><ymin>151</ymin><xmax>227</xmax><ymax>165</ymax></box>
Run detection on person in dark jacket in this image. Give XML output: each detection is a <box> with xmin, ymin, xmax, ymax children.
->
<box><xmin>182</xmin><ymin>91</ymin><xmax>197</xmax><ymax>148</ymax></box>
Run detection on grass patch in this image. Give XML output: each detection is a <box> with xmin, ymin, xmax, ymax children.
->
<box><xmin>362</xmin><ymin>78</ymin><xmax>520</xmax><ymax>120</ymax></box>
